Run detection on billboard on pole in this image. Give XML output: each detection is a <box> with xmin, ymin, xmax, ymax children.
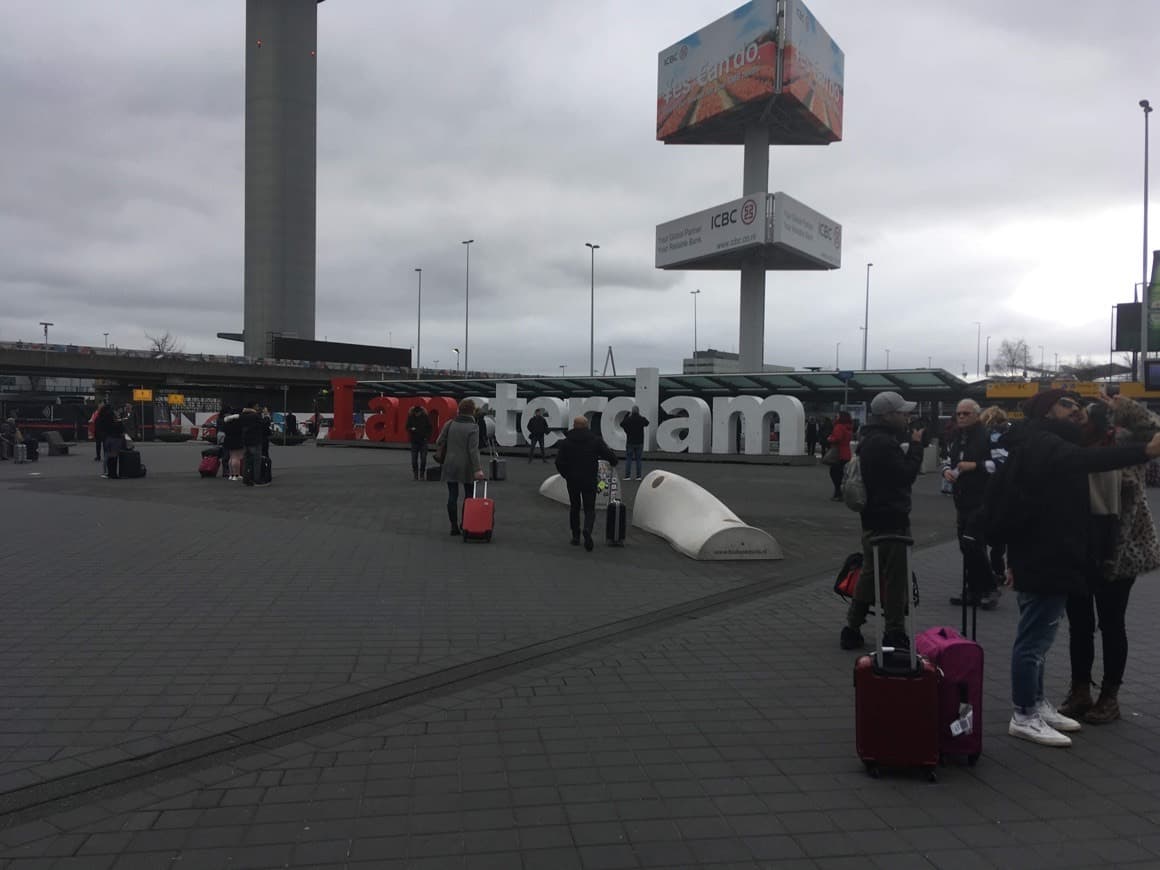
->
<box><xmin>656</xmin><ymin>192</ymin><xmax>840</xmax><ymax>271</ymax></box>
<box><xmin>780</xmin><ymin>0</ymin><xmax>845</xmax><ymax>142</ymax></box>
<box><xmin>657</xmin><ymin>1</ymin><xmax>779</xmax><ymax>143</ymax></box>
<box><xmin>656</xmin><ymin>0</ymin><xmax>843</xmax><ymax>145</ymax></box>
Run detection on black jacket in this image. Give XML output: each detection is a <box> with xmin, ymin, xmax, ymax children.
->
<box><xmin>406</xmin><ymin>411</ymin><xmax>432</xmax><ymax>443</ymax></box>
<box><xmin>858</xmin><ymin>422</ymin><xmax>924</xmax><ymax>531</ymax></box>
<box><xmin>527</xmin><ymin>414</ymin><xmax>549</xmax><ymax>439</ymax></box>
<box><xmin>239</xmin><ymin>409</ymin><xmax>264</xmax><ymax>447</ymax></box>
<box><xmin>1006</xmin><ymin>418</ymin><xmax>1149</xmax><ymax>596</ymax></box>
<box><xmin>221</xmin><ymin>414</ymin><xmax>244</xmax><ymax>450</ymax></box>
<box><xmin>947</xmin><ymin>423</ymin><xmax>990</xmax><ymax>511</ymax></box>
<box><xmin>621</xmin><ymin>413</ymin><xmax>649</xmax><ymax>446</ymax></box>
<box><xmin>555</xmin><ymin>428</ymin><xmax>618</xmax><ymax>487</ymax></box>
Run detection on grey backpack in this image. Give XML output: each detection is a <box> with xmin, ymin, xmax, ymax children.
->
<box><xmin>841</xmin><ymin>452</ymin><xmax>866</xmax><ymax>512</ymax></box>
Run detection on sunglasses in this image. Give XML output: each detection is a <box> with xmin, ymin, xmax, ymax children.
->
<box><xmin>1056</xmin><ymin>398</ymin><xmax>1080</xmax><ymax>410</ymax></box>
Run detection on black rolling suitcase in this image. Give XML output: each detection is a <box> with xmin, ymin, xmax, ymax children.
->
<box><xmin>489</xmin><ymin>443</ymin><xmax>507</xmax><ymax>481</ymax></box>
<box><xmin>605</xmin><ymin>473</ymin><xmax>626</xmax><ymax>546</ymax></box>
<box><xmin>118</xmin><ymin>450</ymin><xmax>146</xmax><ymax>478</ymax></box>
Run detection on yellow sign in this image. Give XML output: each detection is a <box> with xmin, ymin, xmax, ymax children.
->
<box><xmin>985</xmin><ymin>383</ymin><xmax>1038</xmax><ymax>399</ymax></box>
<box><xmin>166</xmin><ymin>394</ymin><xmax>185</xmax><ymax>406</ymax></box>
<box><xmin>1050</xmin><ymin>380</ymin><xmax>1100</xmax><ymax>396</ymax></box>
<box><xmin>1118</xmin><ymin>383</ymin><xmax>1160</xmax><ymax>399</ymax></box>
<box><xmin>132</xmin><ymin>389</ymin><xmax>153</xmax><ymax>402</ymax></box>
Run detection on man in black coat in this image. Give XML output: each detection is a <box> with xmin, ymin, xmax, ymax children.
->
<box><xmin>840</xmin><ymin>392</ymin><xmax>925</xmax><ymax>652</ymax></box>
<box><xmin>1002</xmin><ymin>389</ymin><xmax>1160</xmax><ymax>747</ymax></box>
<box><xmin>620</xmin><ymin>407</ymin><xmax>649</xmax><ymax>480</ymax></box>
<box><xmin>555</xmin><ymin>416</ymin><xmax>618</xmax><ymax>551</ymax></box>
<box><xmin>805</xmin><ymin>417</ymin><xmax>819</xmax><ymax>458</ymax></box>
<box><xmin>944</xmin><ymin>399</ymin><xmax>999</xmax><ymax>609</ymax></box>
<box><xmin>526</xmin><ymin>408</ymin><xmax>549</xmax><ymax>462</ymax></box>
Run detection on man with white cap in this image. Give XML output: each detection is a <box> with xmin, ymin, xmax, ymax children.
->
<box><xmin>839</xmin><ymin>391</ymin><xmax>925</xmax><ymax>651</ymax></box>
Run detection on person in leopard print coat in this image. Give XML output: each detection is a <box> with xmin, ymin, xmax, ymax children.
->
<box><xmin>1060</xmin><ymin>393</ymin><xmax>1160</xmax><ymax>725</ymax></box>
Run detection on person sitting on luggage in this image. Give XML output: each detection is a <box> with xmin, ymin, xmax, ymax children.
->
<box><xmin>434</xmin><ymin>399</ymin><xmax>486</xmax><ymax>535</ymax></box>
<box><xmin>1002</xmin><ymin>390</ymin><xmax>1160</xmax><ymax>747</ymax></box>
<box><xmin>405</xmin><ymin>405</ymin><xmax>433</xmax><ymax>480</ymax></box>
<box><xmin>839</xmin><ymin>392</ymin><xmax>925</xmax><ymax>652</ymax></box>
<box><xmin>943</xmin><ymin>399</ymin><xmax>1000</xmax><ymax>610</ymax></box>
<box><xmin>526</xmin><ymin>409</ymin><xmax>549</xmax><ymax>463</ymax></box>
<box><xmin>555</xmin><ymin>416</ymin><xmax>618</xmax><ymax>551</ymax></box>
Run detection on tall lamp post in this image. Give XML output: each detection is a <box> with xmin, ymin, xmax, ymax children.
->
<box><xmin>1140</xmin><ymin>99</ymin><xmax>1153</xmax><ymax>382</ymax></box>
<box><xmin>39</xmin><ymin>321</ymin><xmax>53</xmax><ymax>366</ymax></box>
<box><xmin>985</xmin><ymin>334</ymin><xmax>992</xmax><ymax>376</ymax></box>
<box><xmin>973</xmin><ymin>321</ymin><xmax>982</xmax><ymax>378</ymax></box>
<box><xmin>861</xmin><ymin>262</ymin><xmax>873</xmax><ymax>369</ymax></box>
<box><xmin>1038</xmin><ymin>344</ymin><xmax>1045</xmax><ymax>371</ymax></box>
<box><xmin>103</xmin><ymin>332</ymin><xmax>109</xmax><ymax>349</ymax></box>
<box><xmin>461</xmin><ymin>239</ymin><xmax>473</xmax><ymax>373</ymax></box>
<box><xmin>452</xmin><ymin>347</ymin><xmax>460</xmax><ymax>372</ymax></box>
<box><xmin>690</xmin><ymin>289</ymin><xmax>701</xmax><ymax>358</ymax></box>
<box><xmin>585</xmin><ymin>242</ymin><xmax>599</xmax><ymax>376</ymax></box>
<box><xmin>884</xmin><ymin>348</ymin><xmax>891</xmax><ymax>368</ymax></box>
<box><xmin>414</xmin><ymin>267</ymin><xmax>422</xmax><ymax>377</ymax></box>
<box><xmin>835</xmin><ymin>341</ymin><xmax>840</xmax><ymax>370</ymax></box>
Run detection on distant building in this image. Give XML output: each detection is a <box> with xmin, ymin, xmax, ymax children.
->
<box><xmin>682</xmin><ymin>349</ymin><xmax>794</xmax><ymax>375</ymax></box>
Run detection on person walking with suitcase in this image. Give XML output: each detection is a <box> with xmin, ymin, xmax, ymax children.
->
<box><xmin>998</xmin><ymin>390</ymin><xmax>1160</xmax><ymax>747</ymax></box>
<box><xmin>526</xmin><ymin>409</ymin><xmax>549</xmax><ymax>463</ymax></box>
<box><xmin>839</xmin><ymin>393</ymin><xmax>925</xmax><ymax>651</ymax></box>
<box><xmin>434</xmin><ymin>399</ymin><xmax>485</xmax><ymax>535</ymax></box>
<box><xmin>405</xmin><ymin>406</ymin><xmax>432</xmax><ymax>480</ymax></box>
<box><xmin>825</xmin><ymin>412</ymin><xmax>854</xmax><ymax>501</ymax></box>
<box><xmin>620</xmin><ymin>407</ymin><xmax>649</xmax><ymax>480</ymax></box>
<box><xmin>556</xmin><ymin>416</ymin><xmax>619</xmax><ymax>551</ymax></box>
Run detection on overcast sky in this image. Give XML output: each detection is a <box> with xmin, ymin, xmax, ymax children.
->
<box><xmin>0</xmin><ymin>0</ymin><xmax>1156</xmax><ymax>378</ymax></box>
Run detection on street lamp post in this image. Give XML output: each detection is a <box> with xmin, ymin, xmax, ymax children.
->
<box><xmin>1140</xmin><ymin>99</ymin><xmax>1153</xmax><ymax>381</ymax></box>
<box><xmin>885</xmin><ymin>348</ymin><xmax>891</xmax><ymax>368</ymax></box>
<box><xmin>452</xmin><ymin>347</ymin><xmax>460</xmax><ymax>371</ymax></box>
<box><xmin>985</xmin><ymin>335</ymin><xmax>991</xmax><ymax>376</ymax></box>
<box><xmin>1038</xmin><ymin>345</ymin><xmax>1045</xmax><ymax>371</ymax></box>
<box><xmin>861</xmin><ymin>262</ymin><xmax>873</xmax><ymax>369</ymax></box>
<box><xmin>414</xmin><ymin>267</ymin><xmax>422</xmax><ymax>377</ymax></box>
<box><xmin>690</xmin><ymin>289</ymin><xmax>701</xmax><ymax>358</ymax></box>
<box><xmin>835</xmin><ymin>341</ymin><xmax>840</xmax><ymax>370</ymax></box>
<box><xmin>39</xmin><ymin>321</ymin><xmax>53</xmax><ymax>366</ymax></box>
<box><xmin>586</xmin><ymin>242</ymin><xmax>599</xmax><ymax>376</ymax></box>
<box><xmin>461</xmin><ymin>239</ymin><xmax>473</xmax><ymax>372</ymax></box>
<box><xmin>973</xmin><ymin>321</ymin><xmax>982</xmax><ymax>378</ymax></box>
<box><xmin>559</xmin><ymin>364</ymin><xmax>566</xmax><ymax>376</ymax></box>
<box><xmin>103</xmin><ymin>332</ymin><xmax>109</xmax><ymax>349</ymax></box>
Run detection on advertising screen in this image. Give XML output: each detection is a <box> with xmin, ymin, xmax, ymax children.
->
<box><xmin>657</xmin><ymin>0</ymin><xmax>780</xmax><ymax>143</ymax></box>
<box><xmin>769</xmin><ymin>192</ymin><xmax>841</xmax><ymax>267</ymax></box>
<box><xmin>656</xmin><ymin>195</ymin><xmax>769</xmax><ymax>269</ymax></box>
<box><xmin>780</xmin><ymin>0</ymin><xmax>845</xmax><ymax>142</ymax></box>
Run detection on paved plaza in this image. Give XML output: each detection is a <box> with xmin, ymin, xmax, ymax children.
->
<box><xmin>0</xmin><ymin>442</ymin><xmax>1159</xmax><ymax>869</ymax></box>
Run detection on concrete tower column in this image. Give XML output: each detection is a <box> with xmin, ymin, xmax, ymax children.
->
<box><xmin>244</xmin><ymin>0</ymin><xmax>323</xmax><ymax>359</ymax></box>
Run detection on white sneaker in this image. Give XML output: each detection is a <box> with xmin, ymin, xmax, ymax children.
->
<box><xmin>1037</xmin><ymin>699</ymin><xmax>1082</xmax><ymax>732</ymax></box>
<box><xmin>1008</xmin><ymin>712</ymin><xmax>1071</xmax><ymax>747</ymax></box>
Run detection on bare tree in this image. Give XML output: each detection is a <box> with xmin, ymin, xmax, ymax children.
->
<box><xmin>145</xmin><ymin>331</ymin><xmax>183</xmax><ymax>357</ymax></box>
<box><xmin>992</xmin><ymin>338</ymin><xmax>1030</xmax><ymax>376</ymax></box>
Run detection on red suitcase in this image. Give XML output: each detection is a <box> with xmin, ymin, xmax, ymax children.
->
<box><xmin>461</xmin><ymin>480</ymin><xmax>494</xmax><ymax>542</ymax></box>
<box><xmin>853</xmin><ymin>534</ymin><xmax>940</xmax><ymax>781</ymax></box>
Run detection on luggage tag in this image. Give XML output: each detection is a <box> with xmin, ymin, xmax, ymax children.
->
<box><xmin>949</xmin><ymin>702</ymin><xmax>974</xmax><ymax>737</ymax></box>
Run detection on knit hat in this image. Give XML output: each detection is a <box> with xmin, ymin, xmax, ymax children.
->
<box><xmin>1022</xmin><ymin>388</ymin><xmax>1079</xmax><ymax>419</ymax></box>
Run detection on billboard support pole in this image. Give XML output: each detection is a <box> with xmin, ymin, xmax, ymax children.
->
<box><xmin>739</xmin><ymin>125</ymin><xmax>770</xmax><ymax>373</ymax></box>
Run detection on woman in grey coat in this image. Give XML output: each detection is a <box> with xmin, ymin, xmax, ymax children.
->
<box><xmin>434</xmin><ymin>398</ymin><xmax>485</xmax><ymax>534</ymax></box>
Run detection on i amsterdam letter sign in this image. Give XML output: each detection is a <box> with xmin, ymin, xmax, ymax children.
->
<box><xmin>351</xmin><ymin>368</ymin><xmax>807</xmax><ymax>457</ymax></box>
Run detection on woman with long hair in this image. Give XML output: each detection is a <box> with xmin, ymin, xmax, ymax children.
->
<box><xmin>433</xmin><ymin>399</ymin><xmax>485</xmax><ymax>534</ymax></box>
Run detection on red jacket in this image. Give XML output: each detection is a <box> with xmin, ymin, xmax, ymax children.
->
<box><xmin>829</xmin><ymin>421</ymin><xmax>854</xmax><ymax>462</ymax></box>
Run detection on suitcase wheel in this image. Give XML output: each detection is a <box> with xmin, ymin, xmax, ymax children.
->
<box><xmin>926</xmin><ymin>767</ymin><xmax>938</xmax><ymax>783</ymax></box>
<box><xmin>863</xmin><ymin>762</ymin><xmax>879</xmax><ymax>779</ymax></box>
<box><xmin>484</xmin><ymin>531</ymin><xmax>492</xmax><ymax>542</ymax></box>
<box><xmin>967</xmin><ymin>753</ymin><xmax>979</xmax><ymax>768</ymax></box>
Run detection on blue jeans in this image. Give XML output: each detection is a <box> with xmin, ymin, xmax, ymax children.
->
<box><xmin>625</xmin><ymin>445</ymin><xmax>643</xmax><ymax>478</ymax></box>
<box><xmin>1011</xmin><ymin>591</ymin><xmax>1068</xmax><ymax>713</ymax></box>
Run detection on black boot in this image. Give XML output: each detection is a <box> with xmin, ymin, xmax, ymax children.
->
<box><xmin>1058</xmin><ymin>680</ymin><xmax>1094</xmax><ymax>719</ymax></box>
<box><xmin>1083</xmin><ymin>683</ymin><xmax>1120</xmax><ymax>725</ymax></box>
<box><xmin>447</xmin><ymin>505</ymin><xmax>460</xmax><ymax>535</ymax></box>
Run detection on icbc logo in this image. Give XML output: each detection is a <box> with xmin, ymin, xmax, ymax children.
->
<box><xmin>740</xmin><ymin>199</ymin><xmax>757</xmax><ymax>225</ymax></box>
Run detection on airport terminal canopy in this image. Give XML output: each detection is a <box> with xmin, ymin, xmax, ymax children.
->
<box><xmin>359</xmin><ymin>369</ymin><xmax>968</xmax><ymax>405</ymax></box>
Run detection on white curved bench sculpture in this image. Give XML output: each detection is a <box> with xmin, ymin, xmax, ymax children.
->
<box><xmin>632</xmin><ymin>470</ymin><xmax>783</xmax><ymax>561</ymax></box>
<box><xmin>539</xmin><ymin>473</ymin><xmax>570</xmax><ymax>507</ymax></box>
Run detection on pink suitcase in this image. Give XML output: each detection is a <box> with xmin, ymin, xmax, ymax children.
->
<box><xmin>916</xmin><ymin>625</ymin><xmax>983</xmax><ymax>766</ymax></box>
<box><xmin>461</xmin><ymin>481</ymin><xmax>494</xmax><ymax>542</ymax></box>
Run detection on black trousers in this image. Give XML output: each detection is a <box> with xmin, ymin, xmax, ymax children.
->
<box><xmin>806</xmin><ymin>438</ymin><xmax>817</xmax><ymax>457</ymax></box>
<box><xmin>410</xmin><ymin>440</ymin><xmax>427</xmax><ymax>474</ymax></box>
<box><xmin>528</xmin><ymin>434</ymin><xmax>546</xmax><ymax>460</ymax></box>
<box><xmin>956</xmin><ymin>507</ymin><xmax>995</xmax><ymax>600</ymax></box>
<box><xmin>1068</xmin><ymin>576</ymin><xmax>1135</xmax><ymax>686</ymax></box>
<box><xmin>566</xmin><ymin>481</ymin><xmax>597</xmax><ymax>538</ymax></box>
<box><xmin>828</xmin><ymin>460</ymin><xmax>846</xmax><ymax>496</ymax></box>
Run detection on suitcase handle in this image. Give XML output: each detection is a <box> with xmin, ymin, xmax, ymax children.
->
<box><xmin>473</xmin><ymin>480</ymin><xmax>487</xmax><ymax>499</ymax></box>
